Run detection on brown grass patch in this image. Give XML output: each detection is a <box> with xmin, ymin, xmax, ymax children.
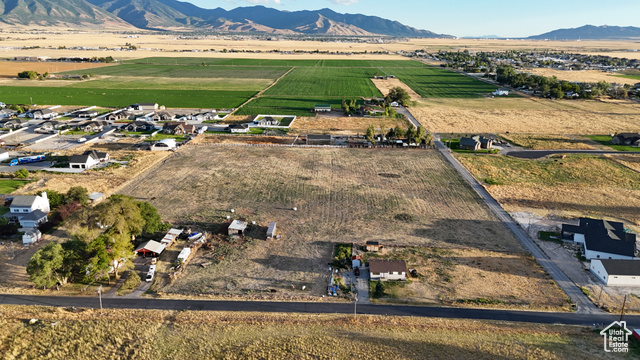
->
<box><xmin>117</xmin><ymin>146</ymin><xmax>521</xmax><ymax>299</ymax></box>
<box><xmin>290</xmin><ymin>116</ymin><xmax>411</xmax><ymax>135</ymax></box>
<box><xmin>371</xmin><ymin>78</ymin><xmax>421</xmax><ymax>100</ymax></box>
<box><xmin>500</xmin><ymin>134</ymin><xmax>595</xmax><ymax>150</ymax></box>
<box><xmin>367</xmin><ymin>247</ymin><xmax>569</xmax><ymax>311</ymax></box>
<box><xmin>0</xmin><ymin>61</ymin><xmax>110</xmax><ymax>78</ymax></box>
<box><xmin>413</xmin><ymin>97</ymin><xmax>640</xmax><ymax>134</ymax></box>
<box><xmin>0</xmin><ymin>305</ymin><xmax>616</xmax><ymax>360</ymax></box>
<box><xmin>524</xmin><ymin>68</ymin><xmax>639</xmax><ymax>86</ymax></box>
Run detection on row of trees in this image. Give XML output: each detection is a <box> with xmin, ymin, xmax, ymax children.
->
<box><xmin>366</xmin><ymin>124</ymin><xmax>433</xmax><ymax>146</ymax></box>
<box><xmin>27</xmin><ymin>195</ymin><xmax>168</xmax><ymax>289</ymax></box>
<box><xmin>496</xmin><ymin>65</ymin><xmax>633</xmax><ymax>99</ymax></box>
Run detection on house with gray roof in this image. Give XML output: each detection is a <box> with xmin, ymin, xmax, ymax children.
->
<box><xmin>4</xmin><ymin>192</ymin><xmax>50</xmax><ymax>228</ymax></box>
<box><xmin>69</xmin><ymin>150</ymin><xmax>109</xmax><ymax>170</ymax></box>
<box><xmin>562</xmin><ymin>217</ymin><xmax>637</xmax><ymax>260</ymax></box>
<box><xmin>591</xmin><ymin>259</ymin><xmax>640</xmax><ymax>286</ymax></box>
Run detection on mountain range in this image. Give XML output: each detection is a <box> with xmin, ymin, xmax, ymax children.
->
<box><xmin>527</xmin><ymin>25</ymin><xmax>640</xmax><ymax>40</ymax></box>
<box><xmin>0</xmin><ymin>0</ymin><xmax>449</xmax><ymax>37</ymax></box>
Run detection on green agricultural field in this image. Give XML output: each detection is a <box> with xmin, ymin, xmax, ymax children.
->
<box><xmin>263</xmin><ymin>67</ymin><xmax>382</xmax><ymax>97</ymax></box>
<box><xmin>70</xmin><ymin>77</ymin><xmax>272</xmax><ymax>91</ymax></box>
<box><xmin>235</xmin><ymin>97</ymin><xmax>347</xmax><ymax>116</ymax></box>
<box><xmin>124</xmin><ymin>57</ymin><xmax>426</xmax><ymax>68</ymax></box>
<box><xmin>0</xmin><ymin>86</ymin><xmax>254</xmax><ymax>108</ymax></box>
<box><xmin>393</xmin><ymin>67</ymin><xmax>498</xmax><ymax>98</ymax></box>
<box><xmin>61</xmin><ymin>64</ymin><xmax>290</xmax><ymax>79</ymax></box>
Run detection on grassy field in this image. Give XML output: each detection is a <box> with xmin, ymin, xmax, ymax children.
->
<box><xmin>0</xmin><ymin>179</ymin><xmax>31</xmax><ymax>194</ymax></box>
<box><xmin>61</xmin><ymin>64</ymin><xmax>291</xmax><ymax>79</ymax></box>
<box><xmin>584</xmin><ymin>135</ymin><xmax>640</xmax><ymax>152</ymax></box>
<box><xmin>235</xmin><ymin>97</ymin><xmax>347</xmax><ymax>116</ymax></box>
<box><xmin>119</xmin><ymin>146</ymin><xmax>522</xmax><ymax>299</ymax></box>
<box><xmin>1</xmin><ymin>305</ymin><xmax>630</xmax><ymax>360</ymax></box>
<box><xmin>364</xmin><ymin>246</ymin><xmax>569</xmax><ymax>310</ymax></box>
<box><xmin>70</xmin><ymin>76</ymin><xmax>272</xmax><ymax>91</ymax></box>
<box><xmin>123</xmin><ymin>57</ymin><xmax>428</xmax><ymax>68</ymax></box>
<box><xmin>393</xmin><ymin>67</ymin><xmax>497</xmax><ymax>98</ymax></box>
<box><xmin>0</xmin><ymin>86</ymin><xmax>255</xmax><ymax>108</ymax></box>
<box><xmin>500</xmin><ymin>134</ymin><xmax>594</xmax><ymax>150</ymax></box>
<box><xmin>263</xmin><ymin>67</ymin><xmax>382</xmax><ymax>97</ymax></box>
<box><xmin>457</xmin><ymin>154</ymin><xmax>640</xmax><ymax>225</ymax></box>
<box><xmin>412</xmin><ymin>97</ymin><xmax>640</xmax><ymax>134</ymax></box>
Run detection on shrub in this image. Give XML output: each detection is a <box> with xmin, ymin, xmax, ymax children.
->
<box><xmin>18</xmin><ymin>70</ymin><xmax>38</xmax><ymax>79</ymax></box>
<box><xmin>121</xmin><ymin>271</ymin><xmax>141</xmax><ymax>291</ymax></box>
<box><xmin>14</xmin><ymin>168</ymin><xmax>29</xmax><ymax>179</ymax></box>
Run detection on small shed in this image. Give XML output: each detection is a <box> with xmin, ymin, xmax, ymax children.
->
<box><xmin>266</xmin><ymin>222</ymin><xmax>277</xmax><ymax>240</ymax></box>
<box><xmin>88</xmin><ymin>192</ymin><xmax>105</xmax><ymax>203</ymax></box>
<box><xmin>134</xmin><ymin>240</ymin><xmax>166</xmax><ymax>257</ymax></box>
<box><xmin>228</xmin><ymin>220</ymin><xmax>248</xmax><ymax>236</ymax></box>
<box><xmin>314</xmin><ymin>104</ymin><xmax>332</xmax><ymax>112</ymax></box>
<box><xmin>22</xmin><ymin>229</ymin><xmax>42</xmax><ymax>245</ymax></box>
<box><xmin>366</xmin><ymin>241</ymin><xmax>382</xmax><ymax>252</ymax></box>
<box><xmin>161</xmin><ymin>228</ymin><xmax>182</xmax><ymax>246</ymax></box>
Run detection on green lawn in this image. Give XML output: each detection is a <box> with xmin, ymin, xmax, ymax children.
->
<box><xmin>584</xmin><ymin>135</ymin><xmax>640</xmax><ymax>152</ymax></box>
<box><xmin>0</xmin><ymin>179</ymin><xmax>31</xmax><ymax>194</ymax></box>
<box><xmin>235</xmin><ymin>97</ymin><xmax>346</xmax><ymax>116</ymax></box>
<box><xmin>64</xmin><ymin>130</ymin><xmax>98</xmax><ymax>136</ymax></box>
<box><xmin>145</xmin><ymin>134</ymin><xmax>189</xmax><ymax>142</ymax></box>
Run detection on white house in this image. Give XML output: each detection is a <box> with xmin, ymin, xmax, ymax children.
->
<box><xmin>69</xmin><ymin>150</ymin><xmax>109</xmax><ymax>170</ymax></box>
<box><xmin>561</xmin><ymin>218</ymin><xmax>637</xmax><ymax>260</ymax></box>
<box><xmin>369</xmin><ymin>259</ymin><xmax>407</xmax><ymax>281</ymax></box>
<box><xmin>5</xmin><ymin>192</ymin><xmax>50</xmax><ymax>228</ymax></box>
<box><xmin>228</xmin><ymin>124</ymin><xmax>250</xmax><ymax>133</ymax></box>
<box><xmin>493</xmin><ymin>89</ymin><xmax>509</xmax><ymax>96</ymax></box>
<box><xmin>591</xmin><ymin>259</ymin><xmax>640</xmax><ymax>286</ymax></box>
<box><xmin>22</xmin><ymin>229</ymin><xmax>42</xmax><ymax>245</ymax></box>
<box><xmin>31</xmin><ymin>108</ymin><xmax>58</xmax><ymax>120</ymax></box>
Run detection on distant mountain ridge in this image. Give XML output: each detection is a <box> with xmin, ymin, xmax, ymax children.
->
<box><xmin>0</xmin><ymin>0</ymin><xmax>449</xmax><ymax>37</ymax></box>
<box><xmin>528</xmin><ymin>25</ymin><xmax>640</xmax><ymax>40</ymax></box>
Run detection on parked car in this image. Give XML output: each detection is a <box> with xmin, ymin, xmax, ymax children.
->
<box><xmin>77</xmin><ymin>137</ymin><xmax>87</xmax><ymax>143</ymax></box>
<box><xmin>354</xmin><ymin>267</ymin><xmax>360</xmax><ymax>277</ymax></box>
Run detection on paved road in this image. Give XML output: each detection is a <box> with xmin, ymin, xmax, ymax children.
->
<box><xmin>433</xmin><ymin>140</ymin><xmax>600</xmax><ymax>314</ymax></box>
<box><xmin>506</xmin><ymin>149</ymin><xmax>640</xmax><ymax>159</ymax></box>
<box><xmin>1</xmin><ymin>294</ymin><xmax>636</xmax><ymax>326</ymax></box>
<box><xmin>396</xmin><ymin>106</ymin><xmax>420</xmax><ymax>128</ymax></box>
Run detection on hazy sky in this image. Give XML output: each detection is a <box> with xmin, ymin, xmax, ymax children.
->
<box><xmin>185</xmin><ymin>0</ymin><xmax>640</xmax><ymax>37</ymax></box>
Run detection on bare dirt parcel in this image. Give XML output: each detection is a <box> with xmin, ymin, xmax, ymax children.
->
<box><xmin>118</xmin><ymin>146</ymin><xmax>562</xmax><ymax>304</ymax></box>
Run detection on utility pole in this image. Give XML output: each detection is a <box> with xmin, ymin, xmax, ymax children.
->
<box><xmin>620</xmin><ymin>294</ymin><xmax>627</xmax><ymax>322</ymax></box>
<box><xmin>97</xmin><ymin>285</ymin><xmax>103</xmax><ymax>312</ymax></box>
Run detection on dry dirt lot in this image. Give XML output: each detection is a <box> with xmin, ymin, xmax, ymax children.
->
<box><xmin>366</xmin><ymin>247</ymin><xmax>569</xmax><ymax>311</ymax></box>
<box><xmin>290</xmin><ymin>115</ymin><xmax>411</xmax><ymax>135</ymax></box>
<box><xmin>0</xmin><ymin>305</ymin><xmax>625</xmax><ymax>360</ymax></box>
<box><xmin>413</xmin><ymin>97</ymin><xmax>640</xmax><ymax>134</ymax></box>
<box><xmin>500</xmin><ymin>134</ymin><xmax>595</xmax><ymax>150</ymax></box>
<box><xmin>371</xmin><ymin>78</ymin><xmax>421</xmax><ymax>100</ymax></box>
<box><xmin>523</xmin><ymin>68</ymin><xmax>640</xmax><ymax>86</ymax></box>
<box><xmin>118</xmin><ymin>145</ymin><xmax>522</xmax><ymax>299</ymax></box>
<box><xmin>0</xmin><ymin>61</ymin><xmax>110</xmax><ymax>78</ymax></box>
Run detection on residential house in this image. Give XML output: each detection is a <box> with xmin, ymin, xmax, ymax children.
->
<box><xmin>79</xmin><ymin>120</ymin><xmax>109</xmax><ymax>133</ymax></box>
<box><xmin>459</xmin><ymin>135</ymin><xmax>492</xmax><ymax>151</ymax></box>
<box><xmin>76</xmin><ymin>110</ymin><xmax>98</xmax><ymax>118</ymax></box>
<box><xmin>35</xmin><ymin>120</ymin><xmax>62</xmax><ymax>133</ymax></box>
<box><xmin>22</xmin><ymin>228</ymin><xmax>42</xmax><ymax>246</ymax></box>
<box><xmin>69</xmin><ymin>150</ymin><xmax>109</xmax><ymax>170</ymax></box>
<box><xmin>0</xmin><ymin>118</ymin><xmax>28</xmax><ymax>129</ymax></box>
<box><xmin>228</xmin><ymin>220</ymin><xmax>248</xmax><ymax>236</ymax></box>
<box><xmin>0</xmin><ymin>109</ymin><xmax>18</xmax><ymax>119</ymax></box>
<box><xmin>314</xmin><ymin>104</ymin><xmax>332</xmax><ymax>112</ymax></box>
<box><xmin>369</xmin><ymin>259</ymin><xmax>407</xmax><ymax>281</ymax></box>
<box><xmin>31</xmin><ymin>108</ymin><xmax>58</xmax><ymax>120</ymax></box>
<box><xmin>134</xmin><ymin>240</ymin><xmax>166</xmax><ymax>257</ymax></box>
<box><xmin>255</xmin><ymin>116</ymin><xmax>280</xmax><ymax>127</ymax></box>
<box><xmin>162</xmin><ymin>122</ymin><xmax>186</xmax><ymax>135</ymax></box>
<box><xmin>105</xmin><ymin>112</ymin><xmax>128</xmax><ymax>121</ymax></box>
<box><xmin>591</xmin><ymin>259</ymin><xmax>640</xmax><ymax>286</ymax></box>
<box><xmin>228</xmin><ymin>124</ymin><xmax>250</xmax><ymax>133</ymax></box>
<box><xmin>151</xmin><ymin>112</ymin><xmax>175</xmax><ymax>122</ymax></box>
<box><xmin>194</xmin><ymin>111</ymin><xmax>218</xmax><ymax>122</ymax></box>
<box><xmin>4</xmin><ymin>192</ymin><xmax>50</xmax><ymax>228</ymax></box>
<box><xmin>129</xmin><ymin>103</ymin><xmax>159</xmax><ymax>112</ymax></box>
<box><xmin>562</xmin><ymin>218</ymin><xmax>637</xmax><ymax>260</ymax></box>
<box><xmin>124</xmin><ymin>120</ymin><xmax>156</xmax><ymax>133</ymax></box>
<box><xmin>612</xmin><ymin>133</ymin><xmax>640</xmax><ymax>147</ymax></box>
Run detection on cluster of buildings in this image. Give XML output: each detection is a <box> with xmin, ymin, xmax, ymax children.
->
<box><xmin>561</xmin><ymin>218</ymin><xmax>639</xmax><ymax>286</ymax></box>
<box><xmin>3</xmin><ymin>192</ymin><xmax>50</xmax><ymax>245</ymax></box>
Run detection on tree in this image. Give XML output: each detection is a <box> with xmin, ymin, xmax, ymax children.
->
<box><xmin>366</xmin><ymin>124</ymin><xmax>376</xmax><ymax>144</ymax></box>
<box><xmin>375</xmin><ymin>279</ymin><xmax>385</xmax><ymax>297</ymax></box>
<box><xmin>413</xmin><ymin>126</ymin><xmax>427</xmax><ymax>144</ymax></box>
<box><xmin>17</xmin><ymin>70</ymin><xmax>38</xmax><ymax>79</ymax></box>
<box><xmin>27</xmin><ymin>242</ymin><xmax>70</xmax><ymax>289</ymax></box>
<box><xmin>394</xmin><ymin>126</ymin><xmax>406</xmax><ymax>139</ymax></box>
<box><xmin>385</xmin><ymin>87</ymin><xmax>410</xmax><ymax>105</ymax></box>
<box><xmin>84</xmin><ymin>236</ymin><xmax>111</xmax><ymax>283</ymax></box>
<box><xmin>95</xmin><ymin>195</ymin><xmax>144</xmax><ymax>236</ymax></box>
<box><xmin>138</xmin><ymin>201</ymin><xmax>163</xmax><ymax>234</ymax></box>
<box><xmin>14</xmin><ymin>168</ymin><xmax>29</xmax><ymax>179</ymax></box>
<box><xmin>41</xmin><ymin>189</ymin><xmax>65</xmax><ymax>209</ymax></box>
<box><xmin>104</xmin><ymin>231</ymin><xmax>134</xmax><ymax>279</ymax></box>
<box><xmin>65</xmin><ymin>186</ymin><xmax>89</xmax><ymax>206</ymax></box>
<box><xmin>405</xmin><ymin>127</ymin><xmax>415</xmax><ymax>142</ymax></box>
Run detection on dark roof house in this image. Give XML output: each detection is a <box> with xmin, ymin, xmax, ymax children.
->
<box><xmin>612</xmin><ymin>133</ymin><xmax>640</xmax><ymax>146</ymax></box>
<box><xmin>562</xmin><ymin>218</ymin><xmax>636</xmax><ymax>260</ymax></box>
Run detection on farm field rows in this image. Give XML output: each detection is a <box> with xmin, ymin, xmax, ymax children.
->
<box><xmin>0</xmin><ymin>86</ymin><xmax>255</xmax><ymax>108</ymax></box>
<box><xmin>263</xmin><ymin>67</ymin><xmax>383</xmax><ymax>97</ymax></box>
<box><xmin>123</xmin><ymin>57</ymin><xmax>428</xmax><ymax>68</ymax></box>
<box><xmin>392</xmin><ymin>67</ymin><xmax>497</xmax><ymax>98</ymax></box>
<box><xmin>456</xmin><ymin>154</ymin><xmax>640</xmax><ymax>226</ymax></box>
<box><xmin>119</xmin><ymin>146</ymin><xmax>522</xmax><ymax>299</ymax></box>
<box><xmin>0</xmin><ymin>306</ymin><xmax>624</xmax><ymax>360</ymax></box>
<box><xmin>61</xmin><ymin>63</ymin><xmax>291</xmax><ymax>79</ymax></box>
